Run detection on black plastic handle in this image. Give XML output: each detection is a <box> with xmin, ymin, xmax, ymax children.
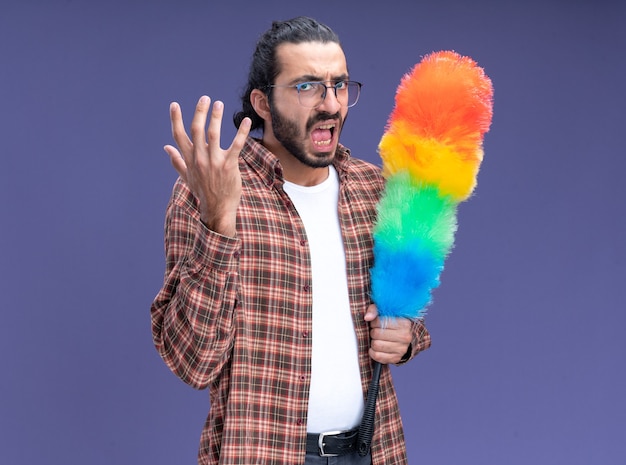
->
<box><xmin>357</xmin><ymin>361</ymin><xmax>382</xmax><ymax>456</ymax></box>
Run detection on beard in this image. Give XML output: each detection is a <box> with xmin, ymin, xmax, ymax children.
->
<box><xmin>269</xmin><ymin>103</ymin><xmax>343</xmax><ymax>169</ymax></box>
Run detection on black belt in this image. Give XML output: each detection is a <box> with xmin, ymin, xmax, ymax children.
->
<box><xmin>306</xmin><ymin>429</ymin><xmax>359</xmax><ymax>457</ymax></box>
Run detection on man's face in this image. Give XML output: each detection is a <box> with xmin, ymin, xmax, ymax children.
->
<box><xmin>268</xmin><ymin>41</ymin><xmax>350</xmax><ymax>169</ymax></box>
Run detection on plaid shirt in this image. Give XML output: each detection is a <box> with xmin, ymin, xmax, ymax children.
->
<box><xmin>151</xmin><ymin>137</ymin><xmax>431</xmax><ymax>465</ymax></box>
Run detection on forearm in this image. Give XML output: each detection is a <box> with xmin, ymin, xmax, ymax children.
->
<box><xmin>151</xmin><ymin>183</ymin><xmax>240</xmax><ymax>389</ymax></box>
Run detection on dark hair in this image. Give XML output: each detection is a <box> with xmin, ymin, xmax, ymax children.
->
<box><xmin>233</xmin><ymin>16</ymin><xmax>341</xmax><ymax>131</ymax></box>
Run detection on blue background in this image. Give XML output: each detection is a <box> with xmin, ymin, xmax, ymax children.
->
<box><xmin>1</xmin><ymin>1</ymin><xmax>625</xmax><ymax>464</ymax></box>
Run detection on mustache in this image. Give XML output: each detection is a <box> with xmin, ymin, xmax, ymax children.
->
<box><xmin>306</xmin><ymin>112</ymin><xmax>342</xmax><ymax>131</ymax></box>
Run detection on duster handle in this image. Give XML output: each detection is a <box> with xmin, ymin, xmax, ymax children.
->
<box><xmin>357</xmin><ymin>361</ymin><xmax>382</xmax><ymax>456</ymax></box>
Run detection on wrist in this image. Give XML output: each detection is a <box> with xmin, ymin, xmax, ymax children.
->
<box><xmin>398</xmin><ymin>343</ymin><xmax>412</xmax><ymax>364</ymax></box>
<box><xmin>200</xmin><ymin>209</ymin><xmax>237</xmax><ymax>237</ymax></box>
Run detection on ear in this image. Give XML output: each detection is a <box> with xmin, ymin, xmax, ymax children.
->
<box><xmin>250</xmin><ymin>89</ymin><xmax>271</xmax><ymax>121</ymax></box>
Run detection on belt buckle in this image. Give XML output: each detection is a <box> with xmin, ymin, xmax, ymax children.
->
<box><xmin>318</xmin><ymin>430</ymin><xmax>343</xmax><ymax>457</ymax></box>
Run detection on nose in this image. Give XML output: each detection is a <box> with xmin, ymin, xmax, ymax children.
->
<box><xmin>318</xmin><ymin>85</ymin><xmax>342</xmax><ymax>113</ymax></box>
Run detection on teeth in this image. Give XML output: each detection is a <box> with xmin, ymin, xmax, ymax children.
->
<box><xmin>313</xmin><ymin>123</ymin><xmax>334</xmax><ymax>147</ymax></box>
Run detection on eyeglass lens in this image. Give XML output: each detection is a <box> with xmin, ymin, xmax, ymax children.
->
<box><xmin>298</xmin><ymin>82</ymin><xmax>361</xmax><ymax>108</ymax></box>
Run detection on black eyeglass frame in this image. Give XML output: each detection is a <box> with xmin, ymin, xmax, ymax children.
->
<box><xmin>265</xmin><ymin>80</ymin><xmax>363</xmax><ymax>108</ymax></box>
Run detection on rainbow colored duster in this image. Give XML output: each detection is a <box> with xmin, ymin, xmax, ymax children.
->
<box><xmin>357</xmin><ymin>50</ymin><xmax>493</xmax><ymax>456</ymax></box>
<box><xmin>371</xmin><ymin>50</ymin><xmax>493</xmax><ymax>320</ymax></box>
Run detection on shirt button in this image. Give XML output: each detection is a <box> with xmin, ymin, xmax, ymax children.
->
<box><xmin>296</xmin><ymin>419</ymin><xmax>304</xmax><ymax>426</ymax></box>
<box><xmin>303</xmin><ymin>284</ymin><xmax>310</xmax><ymax>292</ymax></box>
<box><xmin>233</xmin><ymin>251</ymin><xmax>240</xmax><ymax>259</ymax></box>
<box><xmin>300</xmin><ymin>375</ymin><xmax>306</xmax><ymax>381</ymax></box>
<box><xmin>300</xmin><ymin>239</ymin><xmax>307</xmax><ymax>246</ymax></box>
<box><xmin>302</xmin><ymin>331</ymin><xmax>309</xmax><ymax>338</ymax></box>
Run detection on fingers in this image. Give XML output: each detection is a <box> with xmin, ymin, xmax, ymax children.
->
<box><xmin>369</xmin><ymin>346</ymin><xmax>406</xmax><ymax>365</ymax></box>
<box><xmin>169</xmin><ymin>102</ymin><xmax>193</xmax><ymax>160</ymax></box>
<box><xmin>206</xmin><ymin>99</ymin><xmax>224</xmax><ymax>152</ymax></box>
<box><xmin>171</xmin><ymin>96</ymin><xmax>247</xmax><ymax>158</ymax></box>
<box><xmin>164</xmin><ymin>145</ymin><xmax>188</xmax><ymax>181</ymax></box>
<box><xmin>190</xmin><ymin>97</ymin><xmax>243</xmax><ymax>164</ymax></box>
<box><xmin>230</xmin><ymin>116</ymin><xmax>252</xmax><ymax>154</ymax></box>
<box><xmin>367</xmin><ymin>310</ymin><xmax>412</xmax><ymax>364</ymax></box>
<box><xmin>166</xmin><ymin>96</ymin><xmax>247</xmax><ymax>206</ymax></box>
<box><xmin>369</xmin><ymin>320</ymin><xmax>412</xmax><ymax>343</ymax></box>
<box><xmin>369</xmin><ymin>328</ymin><xmax>411</xmax><ymax>364</ymax></box>
<box><xmin>364</xmin><ymin>303</ymin><xmax>378</xmax><ymax>322</ymax></box>
<box><xmin>190</xmin><ymin>96</ymin><xmax>212</xmax><ymax>155</ymax></box>
<box><xmin>369</xmin><ymin>330</ymin><xmax>411</xmax><ymax>351</ymax></box>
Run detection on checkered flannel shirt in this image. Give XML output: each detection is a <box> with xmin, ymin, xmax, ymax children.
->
<box><xmin>151</xmin><ymin>137</ymin><xmax>431</xmax><ymax>464</ymax></box>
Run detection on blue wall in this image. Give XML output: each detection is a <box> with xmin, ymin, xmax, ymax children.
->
<box><xmin>1</xmin><ymin>1</ymin><xmax>624</xmax><ymax>463</ymax></box>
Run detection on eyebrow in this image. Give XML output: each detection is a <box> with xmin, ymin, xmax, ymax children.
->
<box><xmin>288</xmin><ymin>73</ymin><xmax>350</xmax><ymax>85</ymax></box>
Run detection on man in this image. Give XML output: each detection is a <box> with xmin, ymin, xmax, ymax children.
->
<box><xmin>151</xmin><ymin>16</ymin><xmax>431</xmax><ymax>465</ymax></box>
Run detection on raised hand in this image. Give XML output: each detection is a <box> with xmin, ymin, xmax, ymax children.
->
<box><xmin>164</xmin><ymin>96</ymin><xmax>251</xmax><ymax>236</ymax></box>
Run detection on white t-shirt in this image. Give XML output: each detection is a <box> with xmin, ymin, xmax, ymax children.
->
<box><xmin>283</xmin><ymin>166</ymin><xmax>364</xmax><ymax>433</ymax></box>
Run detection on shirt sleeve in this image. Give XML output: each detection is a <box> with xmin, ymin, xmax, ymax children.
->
<box><xmin>396</xmin><ymin>318</ymin><xmax>431</xmax><ymax>366</ymax></box>
<box><xmin>150</xmin><ymin>179</ymin><xmax>240</xmax><ymax>389</ymax></box>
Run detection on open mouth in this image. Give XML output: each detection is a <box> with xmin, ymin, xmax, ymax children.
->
<box><xmin>311</xmin><ymin>123</ymin><xmax>336</xmax><ymax>149</ymax></box>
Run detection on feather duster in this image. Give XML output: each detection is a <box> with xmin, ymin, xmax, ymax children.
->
<box><xmin>372</xmin><ymin>50</ymin><xmax>493</xmax><ymax>319</ymax></box>
<box><xmin>358</xmin><ymin>50</ymin><xmax>493</xmax><ymax>455</ymax></box>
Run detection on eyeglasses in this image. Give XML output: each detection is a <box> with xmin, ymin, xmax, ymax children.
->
<box><xmin>267</xmin><ymin>80</ymin><xmax>362</xmax><ymax>108</ymax></box>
